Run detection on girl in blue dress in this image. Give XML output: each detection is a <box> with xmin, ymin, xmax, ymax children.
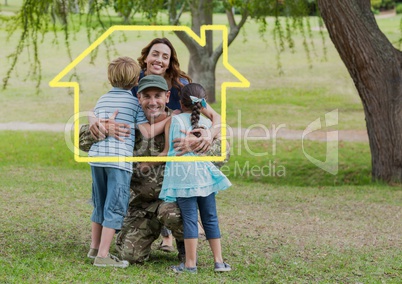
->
<box><xmin>159</xmin><ymin>83</ymin><xmax>232</xmax><ymax>273</ymax></box>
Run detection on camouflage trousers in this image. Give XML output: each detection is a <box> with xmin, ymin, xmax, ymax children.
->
<box><xmin>115</xmin><ymin>201</ymin><xmax>183</xmax><ymax>264</ymax></box>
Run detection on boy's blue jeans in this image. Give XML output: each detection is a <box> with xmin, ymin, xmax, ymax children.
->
<box><xmin>176</xmin><ymin>193</ymin><xmax>221</xmax><ymax>239</ymax></box>
<box><xmin>90</xmin><ymin>166</ymin><xmax>131</xmax><ymax>230</ymax></box>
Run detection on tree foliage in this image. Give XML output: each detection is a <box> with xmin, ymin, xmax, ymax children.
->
<box><xmin>111</xmin><ymin>0</ymin><xmax>163</xmax><ymax>23</ymax></box>
<box><xmin>2</xmin><ymin>0</ymin><xmax>320</xmax><ymax>94</ymax></box>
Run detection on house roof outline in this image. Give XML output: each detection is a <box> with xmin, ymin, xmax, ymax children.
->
<box><xmin>49</xmin><ymin>25</ymin><xmax>250</xmax><ymax>163</ymax></box>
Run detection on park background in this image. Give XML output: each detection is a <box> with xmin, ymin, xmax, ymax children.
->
<box><xmin>1</xmin><ymin>0</ymin><xmax>402</xmax><ymax>283</ymax></box>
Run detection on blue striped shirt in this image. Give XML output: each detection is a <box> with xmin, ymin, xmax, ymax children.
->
<box><xmin>88</xmin><ymin>87</ymin><xmax>148</xmax><ymax>172</ymax></box>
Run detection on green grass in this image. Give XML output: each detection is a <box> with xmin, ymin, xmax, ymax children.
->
<box><xmin>0</xmin><ymin>131</ymin><xmax>373</xmax><ymax>187</ymax></box>
<box><xmin>1</xmin><ymin>6</ymin><xmax>402</xmax><ymax>283</ymax></box>
<box><xmin>0</xmin><ymin>0</ymin><xmax>24</xmax><ymax>13</ymax></box>
<box><xmin>1</xmin><ymin>131</ymin><xmax>402</xmax><ymax>283</ymax></box>
<box><xmin>226</xmin><ymin>139</ymin><xmax>373</xmax><ymax>186</ymax></box>
<box><xmin>223</xmin><ymin>88</ymin><xmax>364</xmax><ymax>130</ymax></box>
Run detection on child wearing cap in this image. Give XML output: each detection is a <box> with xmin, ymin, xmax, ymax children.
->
<box><xmin>87</xmin><ymin>57</ymin><xmax>170</xmax><ymax>268</ymax></box>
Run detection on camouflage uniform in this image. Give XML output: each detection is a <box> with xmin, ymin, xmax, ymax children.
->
<box><xmin>79</xmin><ymin>108</ymin><xmax>227</xmax><ymax>263</ymax></box>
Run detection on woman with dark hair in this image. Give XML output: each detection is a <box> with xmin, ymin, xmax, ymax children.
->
<box><xmin>134</xmin><ymin>37</ymin><xmax>191</xmax><ymax>110</ymax></box>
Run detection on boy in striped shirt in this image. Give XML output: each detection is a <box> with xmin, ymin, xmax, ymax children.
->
<box><xmin>88</xmin><ymin>56</ymin><xmax>169</xmax><ymax>268</ymax></box>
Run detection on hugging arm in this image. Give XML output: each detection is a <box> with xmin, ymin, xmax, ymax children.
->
<box><xmin>79</xmin><ymin>109</ymin><xmax>131</xmax><ymax>151</ymax></box>
<box><xmin>173</xmin><ymin>103</ymin><xmax>221</xmax><ymax>154</ymax></box>
<box><xmin>79</xmin><ymin>124</ymin><xmax>97</xmax><ymax>152</ymax></box>
<box><xmin>137</xmin><ymin>116</ymin><xmax>170</xmax><ymax>139</ymax></box>
<box><xmin>160</xmin><ymin>118</ymin><xmax>171</xmax><ymax>157</ymax></box>
<box><xmin>136</xmin><ymin>119</ymin><xmax>171</xmax><ymax>174</ymax></box>
<box><xmin>88</xmin><ymin>109</ymin><xmax>131</xmax><ymax>141</ymax></box>
<box><xmin>171</xmin><ymin>130</ymin><xmax>230</xmax><ymax>167</ymax></box>
<box><xmin>200</xmin><ymin>103</ymin><xmax>221</xmax><ymax>140</ymax></box>
<box><xmin>206</xmin><ymin>139</ymin><xmax>231</xmax><ymax>168</ymax></box>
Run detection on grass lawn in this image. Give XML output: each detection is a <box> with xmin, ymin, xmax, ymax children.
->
<box><xmin>1</xmin><ymin>4</ymin><xmax>402</xmax><ymax>283</ymax></box>
<box><xmin>1</xmin><ymin>132</ymin><xmax>402</xmax><ymax>283</ymax></box>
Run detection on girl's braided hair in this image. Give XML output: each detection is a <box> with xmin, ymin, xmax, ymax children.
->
<box><xmin>180</xmin><ymin>83</ymin><xmax>207</xmax><ymax>138</ymax></box>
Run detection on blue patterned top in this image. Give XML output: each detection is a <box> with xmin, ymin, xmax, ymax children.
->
<box><xmin>159</xmin><ymin>113</ymin><xmax>231</xmax><ymax>202</ymax></box>
<box><xmin>89</xmin><ymin>87</ymin><xmax>148</xmax><ymax>172</ymax></box>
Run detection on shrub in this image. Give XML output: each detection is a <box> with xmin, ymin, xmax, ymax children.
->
<box><xmin>213</xmin><ymin>2</ymin><xmax>226</xmax><ymax>13</ymax></box>
<box><xmin>371</xmin><ymin>7</ymin><xmax>380</xmax><ymax>14</ymax></box>
<box><xmin>371</xmin><ymin>0</ymin><xmax>382</xmax><ymax>9</ymax></box>
<box><xmin>380</xmin><ymin>0</ymin><xmax>395</xmax><ymax>10</ymax></box>
<box><xmin>396</xmin><ymin>3</ymin><xmax>402</xmax><ymax>13</ymax></box>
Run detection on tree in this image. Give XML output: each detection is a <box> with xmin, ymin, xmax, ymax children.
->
<box><xmin>166</xmin><ymin>0</ymin><xmax>308</xmax><ymax>102</ymax></box>
<box><xmin>317</xmin><ymin>0</ymin><xmax>402</xmax><ymax>183</ymax></box>
<box><xmin>171</xmin><ymin>0</ymin><xmax>220</xmax><ymax>102</ymax></box>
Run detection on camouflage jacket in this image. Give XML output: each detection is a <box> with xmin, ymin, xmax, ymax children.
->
<box><xmin>79</xmin><ymin>109</ymin><xmax>229</xmax><ymax>212</ymax></box>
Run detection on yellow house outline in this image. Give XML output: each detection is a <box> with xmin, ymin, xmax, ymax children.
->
<box><xmin>49</xmin><ymin>25</ymin><xmax>250</xmax><ymax>162</ymax></box>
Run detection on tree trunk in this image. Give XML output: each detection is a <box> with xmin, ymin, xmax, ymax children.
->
<box><xmin>317</xmin><ymin>0</ymin><xmax>402</xmax><ymax>183</ymax></box>
<box><xmin>187</xmin><ymin>0</ymin><xmax>216</xmax><ymax>102</ymax></box>
<box><xmin>172</xmin><ymin>0</ymin><xmax>216</xmax><ymax>102</ymax></box>
<box><xmin>88</xmin><ymin>0</ymin><xmax>95</xmax><ymax>14</ymax></box>
<box><xmin>187</xmin><ymin>46</ymin><xmax>217</xmax><ymax>102</ymax></box>
<box><xmin>169</xmin><ymin>1</ymin><xmax>247</xmax><ymax>104</ymax></box>
<box><xmin>72</xmin><ymin>0</ymin><xmax>79</xmax><ymax>14</ymax></box>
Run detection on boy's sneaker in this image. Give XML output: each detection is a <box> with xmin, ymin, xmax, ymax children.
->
<box><xmin>214</xmin><ymin>262</ymin><xmax>231</xmax><ymax>272</ymax></box>
<box><xmin>171</xmin><ymin>263</ymin><xmax>197</xmax><ymax>274</ymax></box>
<box><xmin>93</xmin><ymin>254</ymin><xmax>129</xmax><ymax>268</ymax></box>
<box><xmin>87</xmin><ymin>248</ymin><xmax>98</xmax><ymax>259</ymax></box>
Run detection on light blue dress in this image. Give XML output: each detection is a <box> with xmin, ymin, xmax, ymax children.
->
<box><xmin>159</xmin><ymin>113</ymin><xmax>231</xmax><ymax>202</ymax></box>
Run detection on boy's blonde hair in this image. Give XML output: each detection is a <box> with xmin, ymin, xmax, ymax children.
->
<box><xmin>108</xmin><ymin>56</ymin><xmax>140</xmax><ymax>90</ymax></box>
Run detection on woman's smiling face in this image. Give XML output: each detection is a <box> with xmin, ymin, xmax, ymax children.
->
<box><xmin>144</xmin><ymin>43</ymin><xmax>171</xmax><ymax>76</ymax></box>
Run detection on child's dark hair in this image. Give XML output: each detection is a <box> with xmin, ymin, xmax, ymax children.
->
<box><xmin>180</xmin><ymin>83</ymin><xmax>207</xmax><ymax>137</ymax></box>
